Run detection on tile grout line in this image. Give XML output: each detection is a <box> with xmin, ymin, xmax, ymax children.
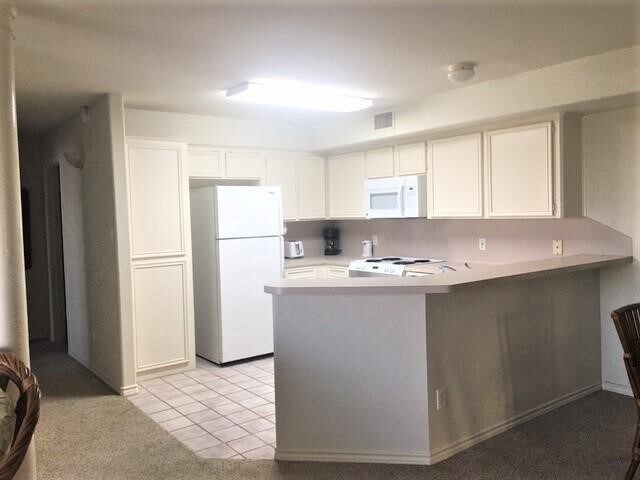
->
<box><xmin>130</xmin><ymin>356</ymin><xmax>276</xmax><ymax>460</ymax></box>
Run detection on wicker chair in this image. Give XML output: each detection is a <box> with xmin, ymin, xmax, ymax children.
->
<box><xmin>0</xmin><ymin>352</ymin><xmax>40</xmax><ymax>480</ymax></box>
<box><xmin>612</xmin><ymin>304</ymin><xmax>640</xmax><ymax>480</ymax></box>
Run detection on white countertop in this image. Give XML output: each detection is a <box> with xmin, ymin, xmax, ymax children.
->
<box><xmin>267</xmin><ymin>254</ymin><xmax>632</xmax><ymax>295</ymax></box>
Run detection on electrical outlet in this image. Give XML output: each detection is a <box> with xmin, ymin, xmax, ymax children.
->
<box><xmin>478</xmin><ymin>238</ymin><xmax>487</xmax><ymax>251</ymax></box>
<box><xmin>436</xmin><ymin>388</ymin><xmax>447</xmax><ymax>410</ymax></box>
<box><xmin>372</xmin><ymin>235</ymin><xmax>378</xmax><ymax>246</ymax></box>
<box><xmin>553</xmin><ymin>239</ymin><xmax>563</xmax><ymax>256</ymax></box>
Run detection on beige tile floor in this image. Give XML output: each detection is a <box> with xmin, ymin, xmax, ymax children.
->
<box><xmin>128</xmin><ymin>356</ymin><xmax>276</xmax><ymax>459</ymax></box>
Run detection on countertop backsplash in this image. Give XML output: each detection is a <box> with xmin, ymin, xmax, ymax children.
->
<box><xmin>285</xmin><ymin>217</ymin><xmax>631</xmax><ymax>264</ymax></box>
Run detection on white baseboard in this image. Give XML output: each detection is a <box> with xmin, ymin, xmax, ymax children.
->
<box><xmin>120</xmin><ymin>384</ymin><xmax>139</xmax><ymax>396</ymax></box>
<box><xmin>602</xmin><ymin>381</ymin><xmax>632</xmax><ymax>396</ymax></box>
<box><xmin>427</xmin><ymin>383</ymin><xmax>601</xmax><ymax>464</ymax></box>
<box><xmin>275</xmin><ymin>449</ymin><xmax>429</xmax><ymax>465</ymax></box>
<box><xmin>276</xmin><ymin>383</ymin><xmax>600</xmax><ymax>466</ymax></box>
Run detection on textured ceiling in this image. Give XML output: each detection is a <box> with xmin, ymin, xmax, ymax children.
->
<box><xmin>12</xmin><ymin>0</ymin><xmax>640</xmax><ymax>132</ymax></box>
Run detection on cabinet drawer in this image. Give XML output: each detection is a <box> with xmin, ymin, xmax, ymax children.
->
<box><xmin>326</xmin><ymin>266</ymin><xmax>348</xmax><ymax>278</ymax></box>
<box><xmin>284</xmin><ymin>267</ymin><xmax>317</xmax><ymax>279</ymax></box>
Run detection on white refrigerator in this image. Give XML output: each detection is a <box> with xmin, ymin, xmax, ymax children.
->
<box><xmin>190</xmin><ymin>185</ymin><xmax>284</xmax><ymax>364</ymax></box>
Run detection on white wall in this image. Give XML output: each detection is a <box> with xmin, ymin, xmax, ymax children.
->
<box><xmin>309</xmin><ymin>45</ymin><xmax>640</xmax><ymax>151</ymax></box>
<box><xmin>41</xmin><ymin>94</ymin><xmax>132</xmax><ymax>393</ymax></box>
<box><xmin>18</xmin><ymin>133</ymin><xmax>51</xmax><ymax>340</ymax></box>
<box><xmin>124</xmin><ymin>108</ymin><xmax>311</xmax><ymax>151</ymax></box>
<box><xmin>584</xmin><ymin>106</ymin><xmax>640</xmax><ymax>395</ymax></box>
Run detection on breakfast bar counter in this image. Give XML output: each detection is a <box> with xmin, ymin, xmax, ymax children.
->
<box><xmin>264</xmin><ymin>254</ymin><xmax>631</xmax><ymax>465</ymax></box>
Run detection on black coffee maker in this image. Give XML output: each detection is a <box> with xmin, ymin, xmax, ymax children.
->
<box><xmin>323</xmin><ymin>227</ymin><xmax>342</xmax><ymax>256</ymax></box>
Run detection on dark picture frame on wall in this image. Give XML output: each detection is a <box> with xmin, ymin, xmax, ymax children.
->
<box><xmin>21</xmin><ymin>188</ymin><xmax>32</xmax><ymax>270</ymax></box>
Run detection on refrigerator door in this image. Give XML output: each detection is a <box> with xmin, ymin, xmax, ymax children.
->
<box><xmin>217</xmin><ymin>236</ymin><xmax>283</xmax><ymax>362</ymax></box>
<box><xmin>215</xmin><ymin>186</ymin><xmax>283</xmax><ymax>239</ymax></box>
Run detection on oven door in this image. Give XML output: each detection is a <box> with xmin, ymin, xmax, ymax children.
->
<box><xmin>365</xmin><ymin>185</ymin><xmax>404</xmax><ymax>218</ymax></box>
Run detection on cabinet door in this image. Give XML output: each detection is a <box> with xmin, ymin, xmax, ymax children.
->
<box><xmin>225</xmin><ymin>151</ymin><xmax>266</xmax><ymax>183</ymax></box>
<box><xmin>428</xmin><ymin>133</ymin><xmax>483</xmax><ymax>218</ymax></box>
<box><xmin>394</xmin><ymin>142</ymin><xmax>426</xmax><ymax>176</ymax></box>
<box><xmin>326</xmin><ymin>266</ymin><xmax>348</xmax><ymax>278</ymax></box>
<box><xmin>188</xmin><ymin>147</ymin><xmax>224</xmax><ymax>178</ymax></box>
<box><xmin>297</xmin><ymin>154</ymin><xmax>327</xmax><ymax>220</ymax></box>
<box><xmin>366</xmin><ymin>147</ymin><xmax>394</xmax><ymax>178</ymax></box>
<box><xmin>328</xmin><ymin>152</ymin><xmax>366</xmax><ymax>219</ymax></box>
<box><xmin>266</xmin><ymin>152</ymin><xmax>297</xmax><ymax>221</ymax></box>
<box><xmin>485</xmin><ymin>122</ymin><xmax>554</xmax><ymax>217</ymax></box>
<box><xmin>284</xmin><ymin>267</ymin><xmax>317</xmax><ymax>279</ymax></box>
<box><xmin>133</xmin><ymin>262</ymin><xmax>190</xmax><ymax>371</ymax></box>
<box><xmin>127</xmin><ymin>140</ymin><xmax>187</xmax><ymax>258</ymax></box>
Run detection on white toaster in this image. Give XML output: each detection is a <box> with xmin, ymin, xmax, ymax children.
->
<box><xmin>284</xmin><ymin>240</ymin><xmax>305</xmax><ymax>259</ymax></box>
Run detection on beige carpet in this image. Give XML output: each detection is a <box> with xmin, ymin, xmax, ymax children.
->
<box><xmin>32</xmin><ymin>342</ymin><xmax>634</xmax><ymax>480</ymax></box>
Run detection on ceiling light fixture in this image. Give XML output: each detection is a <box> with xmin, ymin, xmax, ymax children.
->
<box><xmin>225</xmin><ymin>81</ymin><xmax>373</xmax><ymax>112</ymax></box>
<box><xmin>447</xmin><ymin>62</ymin><xmax>476</xmax><ymax>83</ymax></box>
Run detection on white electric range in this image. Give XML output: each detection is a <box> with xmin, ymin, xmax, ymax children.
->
<box><xmin>348</xmin><ymin>256</ymin><xmax>465</xmax><ymax>277</ymax></box>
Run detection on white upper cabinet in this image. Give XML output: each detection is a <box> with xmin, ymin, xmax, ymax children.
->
<box><xmin>427</xmin><ymin>133</ymin><xmax>483</xmax><ymax>218</ymax></box>
<box><xmin>225</xmin><ymin>150</ymin><xmax>266</xmax><ymax>183</ymax></box>
<box><xmin>266</xmin><ymin>152</ymin><xmax>297</xmax><ymax>221</ymax></box>
<box><xmin>485</xmin><ymin>122</ymin><xmax>554</xmax><ymax>218</ymax></box>
<box><xmin>188</xmin><ymin>146</ymin><xmax>224</xmax><ymax>178</ymax></box>
<box><xmin>127</xmin><ymin>140</ymin><xmax>187</xmax><ymax>258</ymax></box>
<box><xmin>366</xmin><ymin>147</ymin><xmax>395</xmax><ymax>178</ymax></box>
<box><xmin>328</xmin><ymin>152</ymin><xmax>366</xmax><ymax>219</ymax></box>
<box><xmin>394</xmin><ymin>142</ymin><xmax>426</xmax><ymax>176</ymax></box>
<box><xmin>296</xmin><ymin>154</ymin><xmax>326</xmax><ymax>220</ymax></box>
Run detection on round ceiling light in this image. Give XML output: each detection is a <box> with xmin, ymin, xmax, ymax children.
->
<box><xmin>447</xmin><ymin>62</ymin><xmax>476</xmax><ymax>83</ymax></box>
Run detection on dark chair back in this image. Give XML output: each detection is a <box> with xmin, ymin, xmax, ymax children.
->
<box><xmin>612</xmin><ymin>304</ymin><xmax>640</xmax><ymax>480</ymax></box>
<box><xmin>612</xmin><ymin>304</ymin><xmax>640</xmax><ymax>399</ymax></box>
<box><xmin>0</xmin><ymin>352</ymin><xmax>40</xmax><ymax>480</ymax></box>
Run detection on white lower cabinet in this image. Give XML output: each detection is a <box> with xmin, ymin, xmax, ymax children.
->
<box><xmin>326</xmin><ymin>265</ymin><xmax>348</xmax><ymax>278</ymax></box>
<box><xmin>284</xmin><ymin>265</ymin><xmax>348</xmax><ymax>279</ymax></box>
<box><xmin>133</xmin><ymin>262</ymin><xmax>190</xmax><ymax>372</ymax></box>
<box><xmin>284</xmin><ymin>266</ymin><xmax>317</xmax><ymax>279</ymax></box>
<box><xmin>327</xmin><ymin>152</ymin><xmax>366</xmax><ymax>218</ymax></box>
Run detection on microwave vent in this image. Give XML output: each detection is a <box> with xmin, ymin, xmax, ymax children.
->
<box><xmin>374</xmin><ymin>111</ymin><xmax>394</xmax><ymax>130</ymax></box>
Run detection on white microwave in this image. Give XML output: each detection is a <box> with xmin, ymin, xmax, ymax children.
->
<box><xmin>364</xmin><ymin>175</ymin><xmax>427</xmax><ymax>219</ymax></box>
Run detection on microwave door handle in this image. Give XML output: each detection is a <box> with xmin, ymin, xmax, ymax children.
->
<box><xmin>398</xmin><ymin>187</ymin><xmax>404</xmax><ymax>214</ymax></box>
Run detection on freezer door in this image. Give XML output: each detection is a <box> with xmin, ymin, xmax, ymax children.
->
<box><xmin>217</xmin><ymin>236</ymin><xmax>283</xmax><ymax>362</ymax></box>
<box><xmin>215</xmin><ymin>186</ymin><xmax>283</xmax><ymax>239</ymax></box>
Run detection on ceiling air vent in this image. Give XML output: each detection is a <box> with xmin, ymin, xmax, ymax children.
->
<box><xmin>374</xmin><ymin>111</ymin><xmax>394</xmax><ymax>131</ymax></box>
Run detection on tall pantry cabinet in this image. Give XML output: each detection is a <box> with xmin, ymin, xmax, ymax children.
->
<box><xmin>126</xmin><ymin>139</ymin><xmax>196</xmax><ymax>379</ymax></box>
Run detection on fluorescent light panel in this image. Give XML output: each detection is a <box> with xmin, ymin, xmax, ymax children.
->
<box><xmin>225</xmin><ymin>82</ymin><xmax>373</xmax><ymax>112</ymax></box>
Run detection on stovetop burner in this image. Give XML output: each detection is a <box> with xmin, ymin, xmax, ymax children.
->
<box><xmin>349</xmin><ymin>256</ymin><xmax>447</xmax><ymax>277</ymax></box>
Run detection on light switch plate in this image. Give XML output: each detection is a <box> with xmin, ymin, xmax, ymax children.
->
<box><xmin>479</xmin><ymin>238</ymin><xmax>487</xmax><ymax>251</ymax></box>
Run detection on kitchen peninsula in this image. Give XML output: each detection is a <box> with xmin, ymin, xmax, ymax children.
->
<box><xmin>265</xmin><ymin>254</ymin><xmax>631</xmax><ymax>465</ymax></box>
